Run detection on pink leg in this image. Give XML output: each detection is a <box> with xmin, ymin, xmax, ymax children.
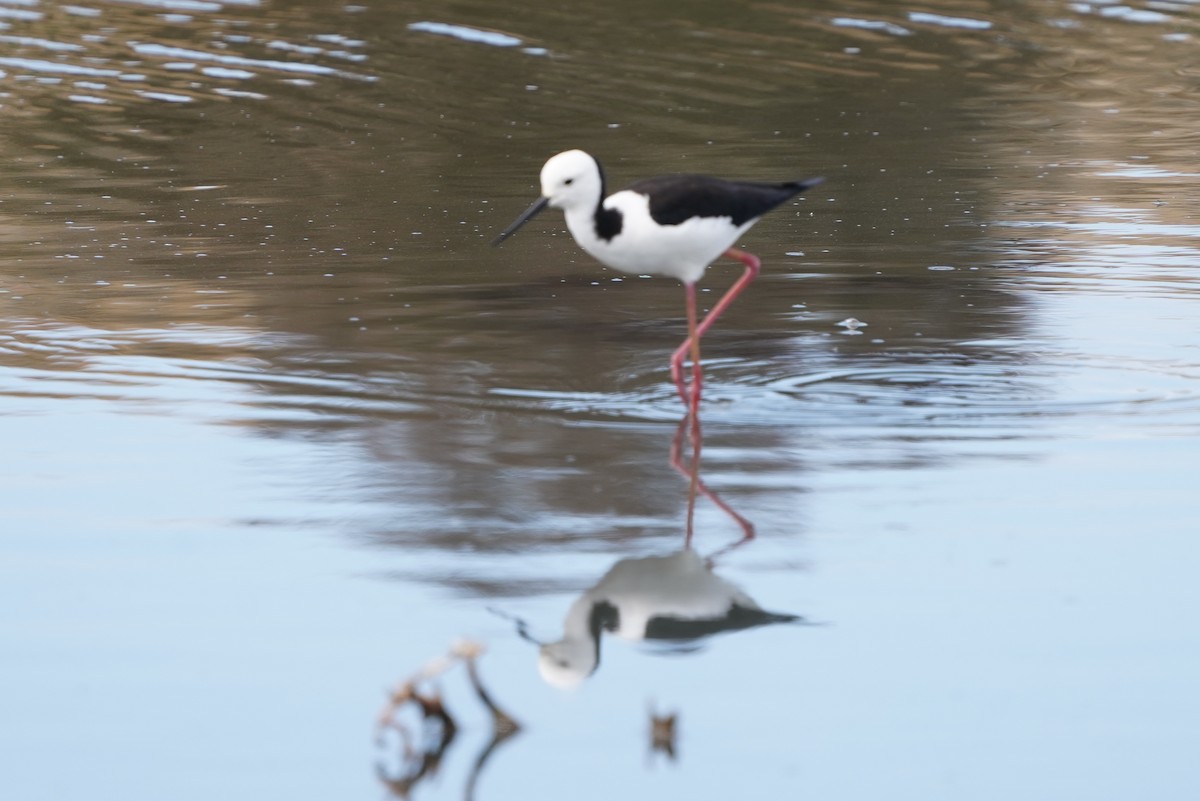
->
<box><xmin>669</xmin><ymin>412</ymin><xmax>755</xmax><ymax>546</ymax></box>
<box><xmin>668</xmin><ymin>248</ymin><xmax>761</xmax><ymax>409</ymax></box>
<box><xmin>670</xmin><ymin>282</ymin><xmax>698</xmax><ymax>406</ymax></box>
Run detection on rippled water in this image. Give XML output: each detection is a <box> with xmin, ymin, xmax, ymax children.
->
<box><xmin>2</xmin><ymin>1</ymin><xmax>1199</xmax><ymax>799</ymax></box>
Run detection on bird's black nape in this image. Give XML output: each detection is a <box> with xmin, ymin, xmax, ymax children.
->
<box><xmin>588</xmin><ymin>154</ymin><xmax>624</xmax><ymax>242</ymax></box>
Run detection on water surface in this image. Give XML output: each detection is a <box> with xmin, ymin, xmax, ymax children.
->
<box><xmin>2</xmin><ymin>1</ymin><xmax>1198</xmax><ymax>799</ymax></box>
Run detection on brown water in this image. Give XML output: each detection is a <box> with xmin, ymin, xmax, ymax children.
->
<box><xmin>3</xmin><ymin>1</ymin><xmax>1199</xmax><ymax>799</ymax></box>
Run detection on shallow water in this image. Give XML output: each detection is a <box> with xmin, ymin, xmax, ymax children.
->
<box><xmin>2</xmin><ymin>1</ymin><xmax>1199</xmax><ymax>799</ymax></box>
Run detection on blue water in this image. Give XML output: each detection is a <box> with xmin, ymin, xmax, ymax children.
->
<box><xmin>2</xmin><ymin>0</ymin><xmax>1199</xmax><ymax>798</ymax></box>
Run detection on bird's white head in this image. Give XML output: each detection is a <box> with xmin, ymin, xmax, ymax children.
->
<box><xmin>492</xmin><ymin>149</ymin><xmax>604</xmax><ymax>246</ymax></box>
<box><xmin>539</xmin><ymin>149</ymin><xmax>603</xmax><ymax>212</ymax></box>
<box><xmin>537</xmin><ymin>637</ymin><xmax>596</xmax><ymax>690</ymax></box>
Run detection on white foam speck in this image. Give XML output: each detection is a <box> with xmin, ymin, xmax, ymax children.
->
<box><xmin>202</xmin><ymin>66</ymin><xmax>254</xmax><ymax>79</ymax></box>
<box><xmin>408</xmin><ymin>21</ymin><xmax>522</xmax><ymax>48</ymax></box>
<box><xmin>139</xmin><ymin>90</ymin><xmax>193</xmax><ymax>103</ymax></box>
<box><xmin>831</xmin><ymin>17</ymin><xmax>911</xmax><ymax>36</ymax></box>
<box><xmin>214</xmin><ymin>87</ymin><xmax>266</xmax><ymax>99</ymax></box>
<box><xmin>908</xmin><ymin>12</ymin><xmax>993</xmax><ymax>30</ymax></box>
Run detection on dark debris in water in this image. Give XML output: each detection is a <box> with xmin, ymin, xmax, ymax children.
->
<box><xmin>375</xmin><ymin>639</ymin><xmax>520</xmax><ymax>799</ymax></box>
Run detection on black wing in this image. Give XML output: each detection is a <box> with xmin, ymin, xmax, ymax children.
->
<box><xmin>643</xmin><ymin>605</ymin><xmax>802</xmax><ymax>641</ymax></box>
<box><xmin>626</xmin><ymin>174</ymin><xmax>823</xmax><ymax>227</ymax></box>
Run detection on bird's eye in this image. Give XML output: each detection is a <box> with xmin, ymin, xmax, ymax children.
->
<box><xmin>564</xmin><ymin>178</ymin><xmax>574</xmax><ymax>186</ymax></box>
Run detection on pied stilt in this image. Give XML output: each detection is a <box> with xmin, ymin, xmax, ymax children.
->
<box><xmin>494</xmin><ymin>149</ymin><xmax>823</xmax><ymax>412</ymax></box>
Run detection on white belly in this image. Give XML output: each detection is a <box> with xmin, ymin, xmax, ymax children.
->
<box><xmin>564</xmin><ymin>191</ymin><xmax>750</xmax><ymax>284</ymax></box>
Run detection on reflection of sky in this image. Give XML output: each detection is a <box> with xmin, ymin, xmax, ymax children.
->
<box><xmin>2</xmin><ymin>0</ymin><xmax>1200</xmax><ymax>797</ymax></box>
<box><xmin>3</xmin><ymin>162</ymin><xmax>1196</xmax><ymax>801</ymax></box>
<box><xmin>989</xmin><ymin>202</ymin><xmax>1200</xmax><ymax>448</ymax></box>
<box><xmin>4</xmin><ymin>388</ymin><xmax>1197</xmax><ymax>800</ymax></box>
<box><xmin>798</xmin><ymin>440</ymin><xmax>1199</xmax><ymax>799</ymax></box>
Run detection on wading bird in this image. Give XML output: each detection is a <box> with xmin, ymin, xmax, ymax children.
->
<box><xmin>494</xmin><ymin>149</ymin><xmax>823</xmax><ymax>413</ymax></box>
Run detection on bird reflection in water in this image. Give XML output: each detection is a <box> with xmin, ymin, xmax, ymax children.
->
<box><xmin>534</xmin><ymin>412</ymin><xmax>801</xmax><ymax>690</ymax></box>
<box><xmin>535</xmin><ymin>546</ymin><xmax>801</xmax><ymax>688</ymax></box>
<box><xmin>671</xmin><ymin>411</ymin><xmax>753</xmax><ymax>550</ymax></box>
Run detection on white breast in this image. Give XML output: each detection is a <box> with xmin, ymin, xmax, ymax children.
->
<box><xmin>563</xmin><ymin>191</ymin><xmax>752</xmax><ymax>284</ymax></box>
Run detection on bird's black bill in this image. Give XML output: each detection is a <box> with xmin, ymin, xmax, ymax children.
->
<box><xmin>492</xmin><ymin>196</ymin><xmax>549</xmax><ymax>246</ymax></box>
<box><xmin>487</xmin><ymin>606</ymin><xmax>545</xmax><ymax>645</ymax></box>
